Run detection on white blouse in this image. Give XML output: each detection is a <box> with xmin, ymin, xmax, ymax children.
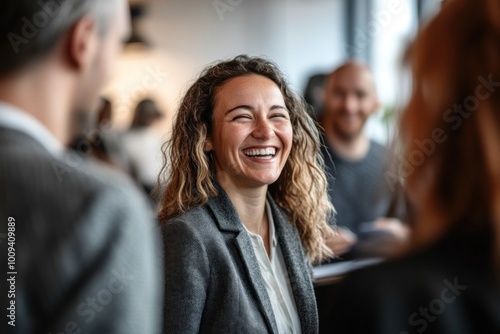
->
<box><xmin>243</xmin><ymin>200</ymin><xmax>302</xmax><ymax>334</ymax></box>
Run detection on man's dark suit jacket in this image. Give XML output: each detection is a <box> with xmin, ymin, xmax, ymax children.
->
<box><xmin>0</xmin><ymin>127</ymin><xmax>163</xmax><ymax>333</ymax></box>
<box><xmin>321</xmin><ymin>228</ymin><xmax>500</xmax><ymax>334</ymax></box>
<box><xmin>162</xmin><ymin>187</ymin><xmax>319</xmax><ymax>333</ymax></box>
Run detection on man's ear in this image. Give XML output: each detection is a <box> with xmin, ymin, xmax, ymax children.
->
<box><xmin>66</xmin><ymin>15</ymin><xmax>98</xmax><ymax>70</ymax></box>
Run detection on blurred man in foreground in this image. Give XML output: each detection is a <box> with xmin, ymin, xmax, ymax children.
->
<box><xmin>0</xmin><ymin>1</ymin><xmax>162</xmax><ymax>333</ymax></box>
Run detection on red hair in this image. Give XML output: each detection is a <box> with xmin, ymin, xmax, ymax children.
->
<box><xmin>401</xmin><ymin>0</ymin><xmax>500</xmax><ymax>268</ymax></box>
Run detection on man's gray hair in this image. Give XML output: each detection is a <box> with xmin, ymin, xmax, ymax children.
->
<box><xmin>0</xmin><ymin>0</ymin><xmax>120</xmax><ymax>76</ymax></box>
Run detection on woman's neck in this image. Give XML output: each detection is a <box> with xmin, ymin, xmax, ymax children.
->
<box><xmin>221</xmin><ymin>182</ymin><xmax>267</xmax><ymax>229</ymax></box>
<box><xmin>217</xmin><ymin>178</ymin><xmax>272</xmax><ymax>257</ymax></box>
<box><xmin>217</xmin><ymin>175</ymin><xmax>270</xmax><ymax>256</ymax></box>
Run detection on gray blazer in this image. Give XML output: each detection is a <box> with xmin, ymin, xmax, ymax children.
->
<box><xmin>0</xmin><ymin>128</ymin><xmax>162</xmax><ymax>334</ymax></box>
<box><xmin>162</xmin><ymin>186</ymin><xmax>318</xmax><ymax>334</ymax></box>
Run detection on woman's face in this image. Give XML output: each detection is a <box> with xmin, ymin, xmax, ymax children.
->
<box><xmin>207</xmin><ymin>74</ymin><xmax>293</xmax><ymax>190</ymax></box>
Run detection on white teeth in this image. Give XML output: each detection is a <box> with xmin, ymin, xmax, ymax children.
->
<box><xmin>244</xmin><ymin>147</ymin><xmax>276</xmax><ymax>157</ymax></box>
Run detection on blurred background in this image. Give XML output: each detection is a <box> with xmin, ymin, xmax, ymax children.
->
<box><xmin>103</xmin><ymin>0</ymin><xmax>443</xmax><ymax>142</ymax></box>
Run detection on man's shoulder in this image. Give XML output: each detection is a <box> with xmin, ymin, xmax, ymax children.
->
<box><xmin>349</xmin><ymin>139</ymin><xmax>389</xmax><ymax>170</ymax></box>
<box><xmin>1</xmin><ymin>130</ymin><xmax>150</xmax><ymax>222</ymax></box>
<box><xmin>76</xmin><ymin>155</ymin><xmax>143</xmax><ymax>197</ymax></box>
<box><xmin>4</xmin><ymin>129</ymin><xmax>137</xmax><ymax>191</ymax></box>
<box><xmin>57</xmin><ymin>156</ymin><xmax>153</xmax><ymax>227</ymax></box>
<box><xmin>367</xmin><ymin>139</ymin><xmax>391</xmax><ymax>164</ymax></box>
<box><xmin>369</xmin><ymin>139</ymin><xmax>388</xmax><ymax>154</ymax></box>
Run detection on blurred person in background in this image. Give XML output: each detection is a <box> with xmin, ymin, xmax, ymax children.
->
<box><xmin>90</xmin><ymin>97</ymin><xmax>134</xmax><ymax>174</ymax></box>
<box><xmin>303</xmin><ymin>72</ymin><xmax>328</xmax><ymax>120</ymax></box>
<box><xmin>326</xmin><ymin>0</ymin><xmax>500</xmax><ymax>332</ymax></box>
<box><xmin>320</xmin><ymin>61</ymin><xmax>408</xmax><ymax>259</ymax></box>
<box><xmin>158</xmin><ymin>55</ymin><xmax>334</xmax><ymax>333</ymax></box>
<box><xmin>0</xmin><ymin>1</ymin><xmax>162</xmax><ymax>333</ymax></box>
<box><xmin>122</xmin><ymin>98</ymin><xmax>165</xmax><ymax>198</ymax></box>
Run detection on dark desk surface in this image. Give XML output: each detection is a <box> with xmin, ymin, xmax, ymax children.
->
<box><xmin>313</xmin><ymin>258</ymin><xmax>383</xmax><ymax>333</ymax></box>
<box><xmin>313</xmin><ymin>258</ymin><xmax>383</xmax><ymax>286</ymax></box>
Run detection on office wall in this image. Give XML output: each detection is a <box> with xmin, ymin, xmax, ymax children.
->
<box><xmin>105</xmin><ymin>0</ymin><xmax>345</xmax><ymax>132</ymax></box>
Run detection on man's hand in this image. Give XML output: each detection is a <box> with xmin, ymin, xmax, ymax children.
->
<box><xmin>373</xmin><ymin>217</ymin><xmax>410</xmax><ymax>242</ymax></box>
<box><xmin>325</xmin><ymin>226</ymin><xmax>358</xmax><ymax>256</ymax></box>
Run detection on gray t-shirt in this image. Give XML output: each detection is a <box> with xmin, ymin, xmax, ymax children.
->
<box><xmin>321</xmin><ymin>139</ymin><xmax>406</xmax><ymax>234</ymax></box>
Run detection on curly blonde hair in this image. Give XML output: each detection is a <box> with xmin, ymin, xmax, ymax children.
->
<box><xmin>158</xmin><ymin>55</ymin><xmax>333</xmax><ymax>263</ymax></box>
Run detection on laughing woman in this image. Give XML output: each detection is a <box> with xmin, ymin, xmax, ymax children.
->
<box><xmin>158</xmin><ymin>55</ymin><xmax>333</xmax><ymax>333</ymax></box>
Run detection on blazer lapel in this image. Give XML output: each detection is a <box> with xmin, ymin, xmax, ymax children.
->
<box><xmin>207</xmin><ymin>189</ymin><xmax>279</xmax><ymax>334</ymax></box>
<box><xmin>267</xmin><ymin>195</ymin><xmax>319</xmax><ymax>334</ymax></box>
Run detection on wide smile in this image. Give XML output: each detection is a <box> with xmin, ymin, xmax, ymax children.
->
<box><xmin>242</xmin><ymin>147</ymin><xmax>278</xmax><ymax>160</ymax></box>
